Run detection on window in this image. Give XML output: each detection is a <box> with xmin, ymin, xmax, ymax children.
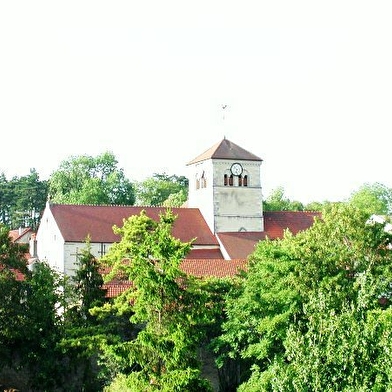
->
<box><xmin>223</xmin><ymin>171</ymin><xmax>248</xmax><ymax>187</ymax></box>
<box><xmin>99</xmin><ymin>243</ymin><xmax>106</xmax><ymax>257</ymax></box>
<box><xmin>201</xmin><ymin>172</ymin><xmax>207</xmax><ymax>188</ymax></box>
<box><xmin>196</xmin><ymin>171</ymin><xmax>207</xmax><ymax>189</ymax></box>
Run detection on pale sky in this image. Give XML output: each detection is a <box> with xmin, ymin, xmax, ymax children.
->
<box><xmin>1</xmin><ymin>1</ymin><xmax>391</xmax><ymax>204</ymax></box>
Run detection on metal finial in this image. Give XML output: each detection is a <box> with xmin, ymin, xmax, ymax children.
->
<box><xmin>222</xmin><ymin>104</ymin><xmax>228</xmax><ymax>122</ymax></box>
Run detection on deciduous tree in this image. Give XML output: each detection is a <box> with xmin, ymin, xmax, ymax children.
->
<box><xmin>215</xmin><ymin>204</ymin><xmax>392</xmax><ymax>391</ymax></box>
<box><xmin>263</xmin><ymin>186</ymin><xmax>304</xmax><ymax>211</ymax></box>
<box><xmin>348</xmin><ymin>181</ymin><xmax>392</xmax><ymax>215</ymax></box>
<box><xmin>135</xmin><ymin>173</ymin><xmax>188</xmax><ymax>206</ymax></box>
<box><xmin>48</xmin><ymin>151</ymin><xmax>135</xmax><ymax>205</ymax></box>
<box><xmin>0</xmin><ymin>169</ymin><xmax>48</xmax><ymax>229</ymax></box>
<box><xmin>100</xmin><ymin>209</ymin><xmax>212</xmax><ymax>391</ymax></box>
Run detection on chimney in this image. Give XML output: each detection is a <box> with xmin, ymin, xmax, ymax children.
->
<box><xmin>29</xmin><ymin>233</ymin><xmax>38</xmax><ymax>258</ymax></box>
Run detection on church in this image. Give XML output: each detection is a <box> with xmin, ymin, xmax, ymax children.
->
<box><xmin>34</xmin><ymin>138</ymin><xmax>319</xmax><ymax>294</ymax></box>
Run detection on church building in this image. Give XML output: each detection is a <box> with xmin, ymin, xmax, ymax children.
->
<box><xmin>187</xmin><ymin>137</ymin><xmax>264</xmax><ymax>234</ymax></box>
<box><xmin>34</xmin><ymin>138</ymin><xmax>319</xmax><ymax>293</ymax></box>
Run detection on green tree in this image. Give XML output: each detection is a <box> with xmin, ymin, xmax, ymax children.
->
<box><xmin>0</xmin><ymin>223</ymin><xmax>29</xmax><ymax>272</ymax></box>
<box><xmin>58</xmin><ymin>239</ymin><xmax>114</xmax><ymax>391</ymax></box>
<box><xmin>162</xmin><ymin>189</ymin><xmax>187</xmax><ymax>207</ymax></box>
<box><xmin>10</xmin><ymin>169</ymin><xmax>48</xmax><ymax>230</ymax></box>
<box><xmin>0</xmin><ymin>172</ymin><xmax>12</xmax><ymax>226</ymax></box>
<box><xmin>348</xmin><ymin>181</ymin><xmax>392</xmax><ymax>215</ymax></box>
<box><xmin>71</xmin><ymin>237</ymin><xmax>107</xmax><ymax>323</ymax></box>
<box><xmin>135</xmin><ymin>173</ymin><xmax>188</xmax><ymax>206</ymax></box>
<box><xmin>212</xmin><ymin>236</ymin><xmax>300</xmax><ymax>390</ymax></box>
<box><xmin>0</xmin><ymin>225</ymin><xmax>30</xmax><ymax>371</ymax></box>
<box><xmin>0</xmin><ymin>231</ymin><xmax>68</xmax><ymax>392</ymax></box>
<box><xmin>245</xmin><ymin>290</ymin><xmax>392</xmax><ymax>392</ymax></box>
<box><xmin>22</xmin><ymin>261</ymin><xmax>68</xmax><ymax>390</ymax></box>
<box><xmin>0</xmin><ymin>169</ymin><xmax>48</xmax><ymax>229</ymax></box>
<box><xmin>100</xmin><ymin>209</ymin><xmax>212</xmax><ymax>391</ymax></box>
<box><xmin>263</xmin><ymin>187</ymin><xmax>304</xmax><ymax>211</ymax></box>
<box><xmin>48</xmin><ymin>151</ymin><xmax>135</xmax><ymax>205</ymax></box>
<box><xmin>215</xmin><ymin>204</ymin><xmax>392</xmax><ymax>391</ymax></box>
<box><xmin>304</xmin><ymin>200</ymin><xmax>335</xmax><ymax>211</ymax></box>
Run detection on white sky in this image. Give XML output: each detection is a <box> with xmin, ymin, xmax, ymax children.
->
<box><xmin>1</xmin><ymin>1</ymin><xmax>391</xmax><ymax>204</ymax></box>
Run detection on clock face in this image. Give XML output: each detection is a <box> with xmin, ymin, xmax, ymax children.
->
<box><xmin>231</xmin><ymin>163</ymin><xmax>243</xmax><ymax>176</ymax></box>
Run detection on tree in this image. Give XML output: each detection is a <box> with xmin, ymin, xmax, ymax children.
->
<box><xmin>0</xmin><ymin>224</ymin><xmax>29</xmax><ymax>367</ymax></box>
<box><xmin>0</xmin><ymin>225</ymin><xmax>69</xmax><ymax>391</ymax></box>
<box><xmin>99</xmin><ymin>209</ymin><xmax>212</xmax><ymax>391</ymax></box>
<box><xmin>348</xmin><ymin>182</ymin><xmax>392</xmax><ymax>215</ymax></box>
<box><xmin>71</xmin><ymin>237</ymin><xmax>107</xmax><ymax>323</ymax></box>
<box><xmin>21</xmin><ymin>261</ymin><xmax>68</xmax><ymax>390</ymax></box>
<box><xmin>263</xmin><ymin>187</ymin><xmax>304</xmax><ymax>211</ymax></box>
<box><xmin>57</xmin><ymin>239</ymin><xmax>116</xmax><ymax>391</ymax></box>
<box><xmin>48</xmin><ymin>151</ymin><xmax>135</xmax><ymax>205</ymax></box>
<box><xmin>0</xmin><ymin>172</ymin><xmax>12</xmax><ymax>226</ymax></box>
<box><xmin>215</xmin><ymin>204</ymin><xmax>392</xmax><ymax>391</ymax></box>
<box><xmin>162</xmin><ymin>189</ymin><xmax>187</xmax><ymax>207</ymax></box>
<box><xmin>0</xmin><ymin>169</ymin><xmax>48</xmax><ymax>229</ymax></box>
<box><xmin>244</xmin><ymin>290</ymin><xmax>392</xmax><ymax>392</ymax></box>
<box><xmin>135</xmin><ymin>173</ymin><xmax>188</xmax><ymax>206</ymax></box>
<box><xmin>212</xmin><ymin>236</ymin><xmax>300</xmax><ymax>390</ymax></box>
<box><xmin>304</xmin><ymin>200</ymin><xmax>333</xmax><ymax>211</ymax></box>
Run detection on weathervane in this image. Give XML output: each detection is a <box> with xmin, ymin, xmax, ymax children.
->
<box><xmin>222</xmin><ymin>104</ymin><xmax>228</xmax><ymax>122</ymax></box>
<box><xmin>221</xmin><ymin>104</ymin><xmax>229</xmax><ymax>139</ymax></box>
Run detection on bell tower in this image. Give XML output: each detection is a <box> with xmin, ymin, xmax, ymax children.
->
<box><xmin>186</xmin><ymin>138</ymin><xmax>264</xmax><ymax>234</ymax></box>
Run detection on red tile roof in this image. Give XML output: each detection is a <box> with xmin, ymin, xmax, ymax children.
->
<box><xmin>103</xmin><ymin>281</ymin><xmax>132</xmax><ymax>298</ymax></box>
<box><xmin>217</xmin><ymin>211</ymin><xmax>320</xmax><ymax>259</ymax></box>
<box><xmin>9</xmin><ymin>227</ymin><xmax>33</xmax><ymax>243</ymax></box>
<box><xmin>217</xmin><ymin>232</ymin><xmax>267</xmax><ymax>259</ymax></box>
<box><xmin>45</xmin><ymin>205</ymin><xmax>320</xmax><ymax>298</ymax></box>
<box><xmin>49</xmin><ymin>204</ymin><xmax>219</xmax><ymax>246</ymax></box>
<box><xmin>185</xmin><ymin>248</ymin><xmax>224</xmax><ymax>259</ymax></box>
<box><xmin>180</xmin><ymin>259</ymin><xmax>247</xmax><ymax>278</ymax></box>
<box><xmin>264</xmin><ymin>211</ymin><xmax>321</xmax><ymax>239</ymax></box>
<box><xmin>0</xmin><ymin>264</ymin><xmax>25</xmax><ymax>281</ymax></box>
<box><xmin>187</xmin><ymin>138</ymin><xmax>263</xmax><ymax>165</ymax></box>
<box><xmin>103</xmin><ymin>258</ymin><xmax>245</xmax><ymax>298</ymax></box>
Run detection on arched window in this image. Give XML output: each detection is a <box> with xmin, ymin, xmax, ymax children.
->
<box><xmin>229</xmin><ymin>175</ymin><xmax>233</xmax><ymax>186</ymax></box>
<box><xmin>201</xmin><ymin>176</ymin><xmax>207</xmax><ymax>188</ymax></box>
<box><xmin>224</xmin><ymin>174</ymin><xmax>228</xmax><ymax>186</ymax></box>
<box><xmin>243</xmin><ymin>175</ymin><xmax>248</xmax><ymax>187</ymax></box>
<box><xmin>238</xmin><ymin>175</ymin><xmax>243</xmax><ymax>187</ymax></box>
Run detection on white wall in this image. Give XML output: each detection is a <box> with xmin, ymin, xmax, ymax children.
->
<box><xmin>188</xmin><ymin>158</ymin><xmax>263</xmax><ymax>233</ymax></box>
<box><xmin>36</xmin><ymin>205</ymin><xmax>66</xmax><ymax>274</ymax></box>
<box><xmin>187</xmin><ymin>160</ymin><xmax>215</xmax><ymax>232</ymax></box>
<box><xmin>64</xmin><ymin>241</ymin><xmax>113</xmax><ymax>276</ymax></box>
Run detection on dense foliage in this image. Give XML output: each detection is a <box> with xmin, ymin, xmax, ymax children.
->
<box><xmin>263</xmin><ymin>186</ymin><xmax>334</xmax><ymax>212</ymax></box>
<box><xmin>348</xmin><ymin>182</ymin><xmax>392</xmax><ymax>215</ymax></box>
<box><xmin>0</xmin><ymin>224</ymin><xmax>68</xmax><ymax>390</ymax></box>
<box><xmin>0</xmin><ymin>227</ymin><xmax>136</xmax><ymax>391</ymax></box>
<box><xmin>3</xmin><ymin>158</ymin><xmax>392</xmax><ymax>391</ymax></box>
<box><xmin>214</xmin><ymin>204</ymin><xmax>392</xmax><ymax>391</ymax></box>
<box><xmin>48</xmin><ymin>151</ymin><xmax>136</xmax><ymax>205</ymax></box>
<box><xmin>263</xmin><ymin>186</ymin><xmax>305</xmax><ymax>211</ymax></box>
<box><xmin>0</xmin><ymin>169</ymin><xmax>48</xmax><ymax>229</ymax></box>
<box><xmin>135</xmin><ymin>173</ymin><xmax>188</xmax><ymax>207</ymax></box>
<box><xmin>0</xmin><ymin>153</ymin><xmax>190</xmax><ymax>232</ymax></box>
<box><xmin>99</xmin><ymin>209</ymin><xmax>213</xmax><ymax>391</ymax></box>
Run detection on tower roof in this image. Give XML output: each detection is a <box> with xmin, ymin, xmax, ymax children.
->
<box><xmin>187</xmin><ymin>138</ymin><xmax>263</xmax><ymax>165</ymax></box>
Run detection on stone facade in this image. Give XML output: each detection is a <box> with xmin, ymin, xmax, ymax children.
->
<box><xmin>187</xmin><ymin>141</ymin><xmax>263</xmax><ymax>233</ymax></box>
